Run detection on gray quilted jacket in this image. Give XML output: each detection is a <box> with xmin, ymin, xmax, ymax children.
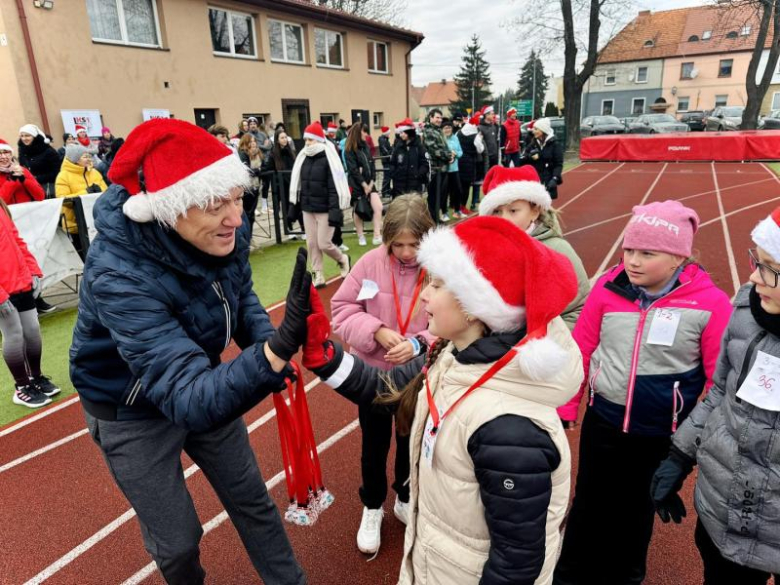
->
<box><xmin>673</xmin><ymin>283</ymin><xmax>780</xmax><ymax>574</ymax></box>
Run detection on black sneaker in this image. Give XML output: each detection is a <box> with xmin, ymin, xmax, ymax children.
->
<box><xmin>31</xmin><ymin>375</ymin><xmax>61</xmax><ymax>397</ymax></box>
<box><xmin>35</xmin><ymin>297</ymin><xmax>58</xmax><ymax>314</ymax></box>
<box><xmin>13</xmin><ymin>384</ymin><xmax>52</xmax><ymax>409</ymax></box>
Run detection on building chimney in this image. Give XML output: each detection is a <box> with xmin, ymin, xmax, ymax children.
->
<box><xmin>441</xmin><ymin>79</ymin><xmax>446</xmax><ymax>84</ymax></box>
<box><xmin>638</xmin><ymin>10</ymin><xmax>650</xmax><ymax>17</ymax></box>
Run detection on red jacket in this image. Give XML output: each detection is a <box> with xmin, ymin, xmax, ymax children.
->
<box><xmin>502</xmin><ymin>118</ymin><xmax>521</xmax><ymax>154</ymax></box>
<box><xmin>0</xmin><ymin>168</ymin><xmax>45</xmax><ymax>205</ymax></box>
<box><xmin>0</xmin><ymin>205</ymin><xmax>41</xmax><ymax>303</ymax></box>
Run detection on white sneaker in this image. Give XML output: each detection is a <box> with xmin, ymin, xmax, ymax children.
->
<box><xmin>440</xmin><ymin>213</ymin><xmax>450</xmax><ymax>222</ymax></box>
<box><xmin>338</xmin><ymin>243</ymin><xmax>350</xmax><ymax>252</ymax></box>
<box><xmin>393</xmin><ymin>496</ymin><xmax>410</xmax><ymax>525</ymax></box>
<box><xmin>372</xmin><ymin>236</ymin><xmax>382</xmax><ymax>245</ymax></box>
<box><xmin>301</xmin><ymin>234</ymin><xmax>307</xmax><ymax>241</ymax></box>
<box><xmin>313</xmin><ymin>272</ymin><xmax>326</xmax><ymax>289</ymax></box>
<box><xmin>357</xmin><ymin>507</ymin><xmax>384</xmax><ymax>554</ymax></box>
<box><xmin>339</xmin><ymin>255</ymin><xmax>351</xmax><ymax>278</ymax></box>
<box><xmin>358</xmin><ymin>235</ymin><xmax>367</xmax><ymax>246</ymax></box>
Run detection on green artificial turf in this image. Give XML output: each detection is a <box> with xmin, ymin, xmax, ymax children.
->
<box><xmin>0</xmin><ymin>231</ymin><xmax>376</xmax><ymax>427</ymax></box>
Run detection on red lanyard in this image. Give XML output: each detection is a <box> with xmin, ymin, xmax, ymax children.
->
<box><xmin>390</xmin><ymin>258</ymin><xmax>426</xmax><ymax>336</ymax></box>
<box><xmin>424</xmin><ymin>328</ymin><xmax>546</xmax><ymax>434</ymax></box>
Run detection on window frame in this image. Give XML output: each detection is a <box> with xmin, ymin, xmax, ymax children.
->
<box><xmin>372</xmin><ymin>112</ymin><xmax>384</xmax><ymax>129</ymax></box>
<box><xmin>314</xmin><ymin>28</ymin><xmax>344</xmax><ymax>69</ymax></box>
<box><xmin>719</xmin><ymin>59</ymin><xmax>734</xmax><ymax>78</ymax></box>
<box><xmin>269</xmin><ymin>18</ymin><xmax>306</xmax><ymax>64</ymax></box>
<box><xmin>677</xmin><ymin>96</ymin><xmax>690</xmax><ymax>112</ymax></box>
<box><xmin>208</xmin><ymin>6</ymin><xmax>257</xmax><ymax>59</ymax></box>
<box><xmin>773</xmin><ymin>92</ymin><xmax>780</xmax><ymax>111</ymax></box>
<box><xmin>714</xmin><ymin>95</ymin><xmax>728</xmax><ymax>107</ymax></box>
<box><xmin>631</xmin><ymin>97</ymin><xmax>646</xmax><ymax>116</ymax></box>
<box><xmin>601</xmin><ymin>99</ymin><xmax>615</xmax><ymax>116</ymax></box>
<box><xmin>635</xmin><ymin>66</ymin><xmax>649</xmax><ymax>84</ymax></box>
<box><xmin>367</xmin><ymin>39</ymin><xmax>389</xmax><ymax>74</ymax></box>
<box><xmin>741</xmin><ymin>25</ymin><xmax>751</xmax><ymax>36</ymax></box>
<box><xmin>702</xmin><ymin>30</ymin><xmax>712</xmax><ymax>40</ymax></box>
<box><xmin>604</xmin><ymin>69</ymin><xmax>616</xmax><ymax>86</ymax></box>
<box><xmin>88</xmin><ymin>0</ymin><xmax>163</xmax><ymax>49</ymax></box>
<box><xmin>680</xmin><ymin>62</ymin><xmax>694</xmax><ymax>80</ymax></box>
<box><xmin>320</xmin><ymin>113</ymin><xmax>338</xmax><ymax>126</ymax></box>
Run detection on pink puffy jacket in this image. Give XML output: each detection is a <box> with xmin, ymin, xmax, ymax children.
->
<box><xmin>331</xmin><ymin>246</ymin><xmax>434</xmax><ymax>370</ymax></box>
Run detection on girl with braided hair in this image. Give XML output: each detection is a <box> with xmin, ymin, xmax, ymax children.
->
<box><xmin>302</xmin><ymin>216</ymin><xmax>584</xmax><ymax>584</ymax></box>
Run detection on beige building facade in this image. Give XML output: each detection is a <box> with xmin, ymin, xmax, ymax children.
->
<box><xmin>0</xmin><ymin>0</ymin><xmax>422</xmax><ymax>146</ymax></box>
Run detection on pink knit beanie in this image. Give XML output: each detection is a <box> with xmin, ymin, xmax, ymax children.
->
<box><xmin>622</xmin><ymin>200</ymin><xmax>699</xmax><ymax>257</ymax></box>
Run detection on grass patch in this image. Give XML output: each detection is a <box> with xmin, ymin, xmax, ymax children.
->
<box><xmin>0</xmin><ymin>231</ymin><xmax>377</xmax><ymax>427</ymax></box>
<box><xmin>765</xmin><ymin>162</ymin><xmax>780</xmax><ymax>177</ymax></box>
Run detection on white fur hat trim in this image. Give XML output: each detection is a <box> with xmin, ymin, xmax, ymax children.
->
<box><xmin>478</xmin><ymin>180</ymin><xmax>552</xmax><ymax>217</ymax></box>
<box><xmin>752</xmin><ymin>216</ymin><xmax>780</xmax><ymax>263</ymax></box>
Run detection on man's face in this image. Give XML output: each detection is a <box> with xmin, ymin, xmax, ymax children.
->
<box><xmin>249</xmin><ymin>121</ymin><xmax>258</xmax><ymax>131</ymax></box>
<box><xmin>430</xmin><ymin>113</ymin><xmax>442</xmax><ymax>126</ymax></box>
<box><xmin>485</xmin><ymin>112</ymin><xmax>495</xmax><ymax>123</ymax></box>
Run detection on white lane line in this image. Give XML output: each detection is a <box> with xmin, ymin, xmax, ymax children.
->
<box><xmin>590</xmin><ymin>163</ymin><xmax>668</xmax><ymax>282</ymax></box>
<box><xmin>21</xmin><ymin>377</ymin><xmax>321</xmax><ymax>585</ymax></box>
<box><xmin>0</xmin><ymin>429</ymin><xmax>89</xmax><ymax>475</ymax></box>
<box><xmin>711</xmin><ymin>162</ymin><xmax>741</xmax><ymax>295</ymax></box>
<box><xmin>0</xmin><ymin>395</ymin><xmax>81</xmax><ymax>438</ymax></box>
<box><xmin>119</xmin><ymin>418</ymin><xmax>361</xmax><ymax>585</ymax></box>
<box><xmin>760</xmin><ymin>162</ymin><xmax>780</xmax><ymax>184</ymax></box>
<box><xmin>558</xmin><ymin>162</ymin><xmax>627</xmax><ymax>210</ymax></box>
<box><xmin>699</xmin><ymin>196</ymin><xmax>780</xmax><ymax>228</ymax></box>
<box><xmin>563</xmin><ymin>177</ymin><xmax>775</xmax><ymax>238</ymax></box>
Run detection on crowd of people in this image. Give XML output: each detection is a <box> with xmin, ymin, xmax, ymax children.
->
<box><xmin>1</xmin><ymin>110</ymin><xmax>779</xmax><ymax>585</ymax></box>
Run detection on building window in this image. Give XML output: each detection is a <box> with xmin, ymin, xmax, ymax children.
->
<box><xmin>741</xmin><ymin>25</ymin><xmax>752</xmax><ymax>36</ymax></box>
<box><xmin>678</xmin><ymin>96</ymin><xmax>690</xmax><ymax>112</ymax></box>
<box><xmin>772</xmin><ymin>92</ymin><xmax>780</xmax><ymax>110</ymax></box>
<box><xmin>719</xmin><ymin>59</ymin><xmax>733</xmax><ymax>77</ymax></box>
<box><xmin>209</xmin><ymin>7</ymin><xmax>256</xmax><ymax>58</ymax></box>
<box><xmin>243</xmin><ymin>113</ymin><xmax>267</xmax><ymax>127</ymax></box>
<box><xmin>601</xmin><ymin>100</ymin><xmax>614</xmax><ymax>115</ymax></box>
<box><xmin>314</xmin><ymin>29</ymin><xmax>343</xmax><ymax>68</ymax></box>
<box><xmin>320</xmin><ymin>113</ymin><xmax>338</xmax><ymax>126</ymax></box>
<box><xmin>632</xmin><ymin>98</ymin><xmax>645</xmax><ymax>115</ymax></box>
<box><xmin>367</xmin><ymin>40</ymin><xmax>388</xmax><ymax>73</ymax></box>
<box><xmin>635</xmin><ymin>66</ymin><xmax>648</xmax><ymax>83</ymax></box>
<box><xmin>643</xmin><ymin>39</ymin><xmax>654</xmax><ymax>48</ymax></box>
<box><xmin>269</xmin><ymin>19</ymin><xmax>304</xmax><ymax>63</ymax></box>
<box><xmin>702</xmin><ymin>30</ymin><xmax>712</xmax><ymax>40</ymax></box>
<box><xmin>373</xmin><ymin>112</ymin><xmax>384</xmax><ymax>128</ymax></box>
<box><xmin>86</xmin><ymin>0</ymin><xmax>161</xmax><ymax>47</ymax></box>
<box><xmin>726</xmin><ymin>31</ymin><xmax>738</xmax><ymax>39</ymax></box>
<box><xmin>715</xmin><ymin>95</ymin><xmax>728</xmax><ymax>107</ymax></box>
<box><xmin>605</xmin><ymin>69</ymin><xmax>616</xmax><ymax>85</ymax></box>
<box><xmin>680</xmin><ymin>62</ymin><xmax>694</xmax><ymax>79</ymax></box>
<box><xmin>688</xmin><ymin>35</ymin><xmax>699</xmax><ymax>42</ymax></box>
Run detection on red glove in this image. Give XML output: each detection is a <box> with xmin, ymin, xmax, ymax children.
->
<box><xmin>302</xmin><ymin>285</ymin><xmax>333</xmax><ymax>370</ymax></box>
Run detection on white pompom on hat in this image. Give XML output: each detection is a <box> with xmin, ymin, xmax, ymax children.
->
<box><xmin>478</xmin><ymin>165</ymin><xmax>551</xmax><ymax>216</ymax></box>
<box><xmin>417</xmin><ymin>216</ymin><xmax>578</xmax><ymax>380</ymax></box>
<box><xmin>108</xmin><ymin>118</ymin><xmax>250</xmax><ymax>227</ymax></box>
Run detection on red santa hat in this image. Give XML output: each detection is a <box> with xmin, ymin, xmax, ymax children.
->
<box><xmin>506</xmin><ymin>107</ymin><xmax>517</xmax><ymax>117</ymax></box>
<box><xmin>303</xmin><ymin>121</ymin><xmax>326</xmax><ymax>143</ymax></box>
<box><xmin>752</xmin><ymin>206</ymin><xmax>780</xmax><ymax>262</ymax></box>
<box><xmin>326</xmin><ymin>122</ymin><xmax>338</xmax><ymax>135</ymax></box>
<box><xmin>417</xmin><ymin>216</ymin><xmax>577</xmax><ymax>380</ymax></box>
<box><xmin>108</xmin><ymin>118</ymin><xmax>250</xmax><ymax>227</ymax></box>
<box><xmin>480</xmin><ymin>105</ymin><xmax>495</xmax><ymax>116</ymax></box>
<box><xmin>380</xmin><ymin>126</ymin><xmax>390</xmax><ymax>135</ymax></box>
<box><xmin>469</xmin><ymin>112</ymin><xmax>483</xmax><ymax>126</ymax></box>
<box><xmin>75</xmin><ymin>125</ymin><xmax>88</xmax><ymax>135</ymax></box>
<box><xmin>479</xmin><ymin>165</ymin><xmax>551</xmax><ymax>216</ymax></box>
<box><xmin>0</xmin><ymin>139</ymin><xmax>13</xmax><ymax>153</ymax></box>
<box><xmin>397</xmin><ymin>118</ymin><xmax>415</xmax><ymax>132</ymax></box>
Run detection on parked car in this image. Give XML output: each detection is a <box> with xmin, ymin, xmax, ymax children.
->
<box><xmin>580</xmin><ymin>116</ymin><xmax>626</xmax><ymax>137</ymax></box>
<box><xmin>619</xmin><ymin>116</ymin><xmax>638</xmax><ymax>131</ymax></box>
<box><xmin>629</xmin><ymin>114</ymin><xmax>689</xmax><ymax>134</ymax></box>
<box><xmin>759</xmin><ymin>110</ymin><xmax>780</xmax><ymax>129</ymax></box>
<box><xmin>521</xmin><ymin>117</ymin><xmax>566</xmax><ymax>139</ymax></box>
<box><xmin>704</xmin><ymin>106</ymin><xmax>744</xmax><ymax>131</ymax></box>
<box><xmin>680</xmin><ymin>110</ymin><xmax>708</xmax><ymax>131</ymax></box>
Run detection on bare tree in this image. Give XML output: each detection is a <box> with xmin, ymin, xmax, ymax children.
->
<box><xmin>316</xmin><ymin>0</ymin><xmax>408</xmax><ymax>26</ymax></box>
<box><xmin>504</xmin><ymin>0</ymin><xmax>634</xmax><ymax>150</ymax></box>
<box><xmin>715</xmin><ymin>1</ymin><xmax>780</xmax><ymax>129</ymax></box>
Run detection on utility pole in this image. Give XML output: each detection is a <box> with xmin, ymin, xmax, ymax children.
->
<box><xmin>531</xmin><ymin>55</ymin><xmax>537</xmax><ymax>119</ymax></box>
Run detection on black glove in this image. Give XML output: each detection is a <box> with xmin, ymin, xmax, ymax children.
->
<box><xmin>650</xmin><ymin>446</ymin><xmax>695</xmax><ymax>524</ymax></box>
<box><xmin>267</xmin><ymin>248</ymin><xmax>312</xmax><ymax>362</ymax></box>
<box><xmin>546</xmin><ymin>178</ymin><xmax>558</xmax><ymax>191</ymax></box>
<box><xmin>87</xmin><ymin>184</ymin><xmax>102</xmax><ymax>193</ymax></box>
<box><xmin>252</xmin><ymin>167</ymin><xmax>264</xmax><ymax>178</ymax></box>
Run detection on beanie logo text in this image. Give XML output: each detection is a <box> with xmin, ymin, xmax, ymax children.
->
<box><xmin>629</xmin><ymin>212</ymin><xmax>680</xmax><ymax>236</ymax></box>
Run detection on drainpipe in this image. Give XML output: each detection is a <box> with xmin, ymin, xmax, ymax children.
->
<box><xmin>405</xmin><ymin>47</ymin><xmax>412</xmax><ymax>118</ymax></box>
<box><xmin>14</xmin><ymin>0</ymin><xmax>50</xmax><ymax>135</ymax></box>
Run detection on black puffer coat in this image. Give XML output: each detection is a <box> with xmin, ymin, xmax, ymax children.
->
<box><xmin>344</xmin><ymin>141</ymin><xmax>376</xmax><ymax>194</ymax></box>
<box><xmin>522</xmin><ymin>135</ymin><xmax>564</xmax><ymax>199</ymax></box>
<box><xmin>18</xmin><ymin>135</ymin><xmax>62</xmax><ymax>189</ymax></box>
<box><xmin>299</xmin><ymin>151</ymin><xmax>339</xmax><ymax>217</ymax></box>
<box><xmin>390</xmin><ymin>136</ymin><xmax>427</xmax><ymax>195</ymax></box>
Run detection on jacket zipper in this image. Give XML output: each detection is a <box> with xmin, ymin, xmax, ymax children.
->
<box><xmin>125</xmin><ymin>378</ymin><xmax>141</xmax><ymax>405</ymax></box>
<box><xmin>671</xmin><ymin>381</ymin><xmax>682</xmax><ymax>433</ymax></box>
<box><xmin>212</xmin><ymin>281</ymin><xmax>231</xmax><ymax>349</ymax></box>
<box><xmin>622</xmin><ymin>280</ymin><xmax>691</xmax><ymax>433</ymax></box>
<box><xmin>589</xmin><ymin>361</ymin><xmax>602</xmax><ymax>406</ymax></box>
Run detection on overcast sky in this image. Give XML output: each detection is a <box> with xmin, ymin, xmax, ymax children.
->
<box><xmin>408</xmin><ymin>0</ymin><xmax>709</xmax><ymax>92</ymax></box>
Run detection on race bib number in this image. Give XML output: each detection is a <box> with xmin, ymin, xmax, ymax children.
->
<box><xmin>647</xmin><ymin>308</ymin><xmax>681</xmax><ymax>347</ymax></box>
<box><xmin>736</xmin><ymin>350</ymin><xmax>780</xmax><ymax>411</ymax></box>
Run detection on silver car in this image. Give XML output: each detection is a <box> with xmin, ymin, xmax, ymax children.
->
<box><xmin>629</xmin><ymin>114</ymin><xmax>689</xmax><ymax>134</ymax></box>
<box><xmin>580</xmin><ymin>116</ymin><xmax>626</xmax><ymax>137</ymax></box>
<box><xmin>705</xmin><ymin>106</ymin><xmax>744</xmax><ymax>131</ymax></box>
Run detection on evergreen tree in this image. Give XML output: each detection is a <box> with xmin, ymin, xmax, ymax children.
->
<box><xmin>451</xmin><ymin>35</ymin><xmax>493</xmax><ymax>114</ymax></box>
<box><xmin>517</xmin><ymin>51</ymin><xmax>548</xmax><ymax>119</ymax></box>
<box><xmin>544</xmin><ymin>102</ymin><xmax>559</xmax><ymax>117</ymax></box>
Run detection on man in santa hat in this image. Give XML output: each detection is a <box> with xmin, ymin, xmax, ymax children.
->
<box><xmin>501</xmin><ymin>107</ymin><xmax>522</xmax><ymax>168</ymax></box>
<box><xmin>70</xmin><ymin>118</ymin><xmax>308</xmax><ymax>584</ymax></box>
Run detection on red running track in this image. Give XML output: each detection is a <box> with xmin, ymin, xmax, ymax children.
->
<box><xmin>1</xmin><ymin>162</ymin><xmax>779</xmax><ymax>584</ymax></box>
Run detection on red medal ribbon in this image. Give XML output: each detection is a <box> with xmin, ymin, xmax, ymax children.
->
<box><xmin>390</xmin><ymin>257</ymin><xmax>426</xmax><ymax>337</ymax></box>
